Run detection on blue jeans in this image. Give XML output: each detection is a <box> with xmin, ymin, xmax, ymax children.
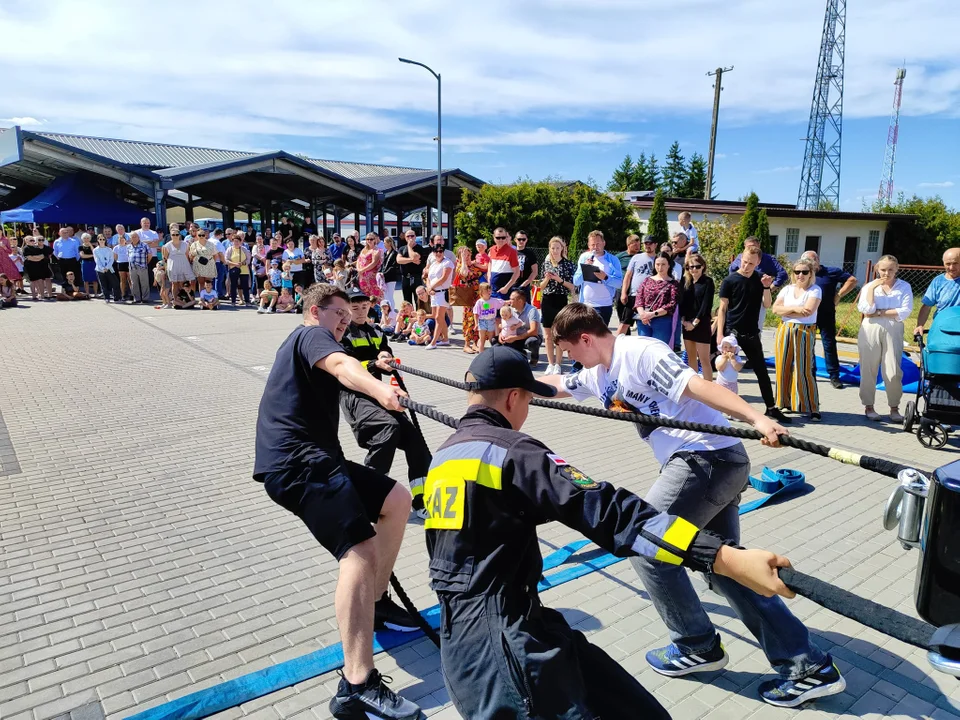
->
<box><xmin>215</xmin><ymin>261</ymin><xmax>227</xmax><ymax>297</ymax></box>
<box><xmin>817</xmin><ymin>312</ymin><xmax>840</xmax><ymax>380</ymax></box>
<box><xmin>631</xmin><ymin>443</ymin><xmax>825</xmax><ymax>679</ymax></box>
<box><xmin>636</xmin><ymin>315</ymin><xmax>674</xmax><ymax>345</ymax></box>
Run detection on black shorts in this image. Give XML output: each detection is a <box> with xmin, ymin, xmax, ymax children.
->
<box><xmin>261</xmin><ymin>456</ymin><xmax>396</xmax><ymax>561</ymax></box>
<box><xmin>117</xmin><ymin>262</ymin><xmax>130</xmax><ymax>273</ymax></box>
<box><xmin>616</xmin><ymin>293</ymin><xmax>636</xmax><ymax>324</ymax></box>
<box><xmin>540</xmin><ymin>293</ymin><xmax>568</xmax><ymax>328</ymax></box>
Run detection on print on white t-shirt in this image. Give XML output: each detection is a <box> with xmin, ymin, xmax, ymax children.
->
<box><xmin>563</xmin><ymin>335</ymin><xmax>739</xmax><ymax>465</ymax></box>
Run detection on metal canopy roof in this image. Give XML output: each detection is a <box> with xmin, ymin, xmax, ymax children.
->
<box><xmin>0</xmin><ymin>127</ymin><xmax>484</xmax><ymax>214</ymax></box>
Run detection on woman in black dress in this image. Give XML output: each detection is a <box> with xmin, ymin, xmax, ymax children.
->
<box><xmin>380</xmin><ymin>236</ymin><xmax>400</xmax><ymax>310</ymax></box>
<box><xmin>21</xmin><ymin>235</ymin><xmax>53</xmax><ymax>300</ymax></box>
<box><xmin>79</xmin><ymin>233</ymin><xmax>99</xmax><ymax>296</ymax></box>
<box><xmin>679</xmin><ymin>252</ymin><xmax>715</xmax><ymax>381</ymax></box>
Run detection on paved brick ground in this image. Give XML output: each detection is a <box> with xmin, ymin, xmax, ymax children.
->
<box><xmin>2</xmin><ymin>298</ymin><xmax>960</xmax><ymax>720</ymax></box>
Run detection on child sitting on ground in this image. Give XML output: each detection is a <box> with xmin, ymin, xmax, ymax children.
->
<box><xmin>56</xmin><ymin>272</ymin><xmax>89</xmax><ymax>301</ymax></box>
<box><xmin>275</xmin><ymin>287</ymin><xmax>295</xmax><ymax>313</ymax></box>
<box><xmin>294</xmin><ymin>284</ymin><xmax>304</xmax><ymax>314</ymax></box>
<box><xmin>173</xmin><ymin>279</ymin><xmax>197</xmax><ymax>309</ymax></box>
<box><xmin>153</xmin><ymin>263</ymin><xmax>171</xmax><ymax>309</ymax></box>
<box><xmin>199</xmin><ymin>280</ymin><xmax>219</xmax><ymax>310</ymax></box>
<box><xmin>379</xmin><ymin>301</ymin><xmax>398</xmax><ymax>334</ymax></box>
<box><xmin>408</xmin><ymin>309</ymin><xmax>435</xmax><ymax>346</ymax></box>
<box><xmin>257</xmin><ymin>279</ymin><xmax>279</xmax><ymax>313</ymax></box>
<box><xmin>472</xmin><ymin>282</ymin><xmax>504</xmax><ymax>352</ymax></box>
<box><xmin>393</xmin><ymin>301</ymin><xmax>416</xmax><ymax>340</ymax></box>
<box><xmin>498</xmin><ymin>305</ymin><xmax>523</xmax><ymax>343</ymax></box>
<box><xmin>715</xmin><ymin>334</ymin><xmax>744</xmax><ymax>395</ymax></box>
<box><xmin>0</xmin><ymin>274</ymin><xmax>17</xmax><ymax>308</ymax></box>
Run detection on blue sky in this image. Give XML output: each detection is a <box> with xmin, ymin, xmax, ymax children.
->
<box><xmin>2</xmin><ymin>0</ymin><xmax>958</xmax><ymax>210</ymax></box>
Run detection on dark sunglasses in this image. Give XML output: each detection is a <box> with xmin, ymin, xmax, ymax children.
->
<box><xmin>433</xmin><ymin>246</ymin><xmax>445</xmax><ymax>252</ymax></box>
<box><xmin>794</xmin><ymin>269</ymin><xmax>810</xmax><ymax>275</ymax></box>
<box><xmin>685</xmin><ymin>264</ymin><xmax>703</xmax><ymax>270</ymax></box>
<box><xmin>494</xmin><ymin>236</ymin><xmax>509</xmax><ymax>241</ymax></box>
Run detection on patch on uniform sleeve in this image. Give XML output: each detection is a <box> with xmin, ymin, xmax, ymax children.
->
<box><xmin>558</xmin><ymin>464</ymin><xmax>599</xmax><ymax>490</ymax></box>
<box><xmin>547</xmin><ymin>453</ymin><xmax>568</xmax><ymax>467</ymax></box>
<box><xmin>564</xmin><ymin>374</ymin><xmax>582</xmax><ymax>391</ymax></box>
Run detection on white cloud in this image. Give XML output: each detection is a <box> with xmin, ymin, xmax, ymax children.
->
<box><xmin>446</xmin><ymin>129</ymin><xmax>629</xmax><ymax>150</ymax></box>
<box><xmin>0</xmin><ymin>0</ymin><xmax>959</xmax><ymax>154</ymax></box>
<box><xmin>918</xmin><ymin>181</ymin><xmax>955</xmax><ymax>188</ymax></box>
<box><xmin>1</xmin><ymin>116</ymin><xmax>43</xmax><ymax>126</ymax></box>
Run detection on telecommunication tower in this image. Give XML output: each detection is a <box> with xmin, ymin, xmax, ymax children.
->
<box><xmin>878</xmin><ymin>67</ymin><xmax>907</xmax><ymax>204</ymax></box>
<box><xmin>797</xmin><ymin>0</ymin><xmax>847</xmax><ymax>210</ymax></box>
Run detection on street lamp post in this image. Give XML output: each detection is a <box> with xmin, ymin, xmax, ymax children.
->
<box><xmin>399</xmin><ymin>57</ymin><xmax>442</xmax><ymax>240</ymax></box>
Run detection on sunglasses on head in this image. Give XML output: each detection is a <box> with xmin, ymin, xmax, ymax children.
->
<box><xmin>685</xmin><ymin>264</ymin><xmax>703</xmax><ymax>270</ymax></box>
<box><xmin>794</xmin><ymin>269</ymin><xmax>810</xmax><ymax>275</ymax></box>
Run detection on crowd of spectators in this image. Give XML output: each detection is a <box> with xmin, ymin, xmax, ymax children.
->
<box><xmin>4</xmin><ymin>214</ymin><xmax>960</xmax><ymax>425</ymax></box>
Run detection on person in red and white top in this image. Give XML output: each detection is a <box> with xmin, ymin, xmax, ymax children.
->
<box><xmin>487</xmin><ymin>227</ymin><xmax>520</xmax><ymax>300</ymax></box>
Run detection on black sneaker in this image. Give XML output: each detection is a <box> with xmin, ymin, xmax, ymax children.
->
<box><xmin>830</xmin><ymin>377</ymin><xmax>844</xmax><ymax>389</ymax></box>
<box><xmin>374</xmin><ymin>592</ymin><xmax>420</xmax><ymax>633</ymax></box>
<box><xmin>759</xmin><ymin>657</ymin><xmax>845</xmax><ymax>707</ymax></box>
<box><xmin>765</xmin><ymin>407</ymin><xmax>792</xmax><ymax>424</ymax></box>
<box><xmin>329</xmin><ymin>669</ymin><xmax>425</xmax><ymax>719</ymax></box>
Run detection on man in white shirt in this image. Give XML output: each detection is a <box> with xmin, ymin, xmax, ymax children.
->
<box><xmin>539</xmin><ymin>303</ymin><xmax>845</xmax><ymax>709</ymax></box>
<box><xmin>423</xmin><ymin>234</ymin><xmax>456</xmax><ymax>328</ymax></box>
<box><xmin>138</xmin><ymin>217</ymin><xmax>160</xmax><ymax>276</ymax></box>
<box><xmin>572</xmin><ymin>230</ymin><xmax>623</xmax><ymax>327</ymax></box>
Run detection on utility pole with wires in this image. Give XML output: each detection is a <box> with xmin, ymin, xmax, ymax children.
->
<box><xmin>705</xmin><ymin>66</ymin><xmax>733</xmax><ymax>200</ymax></box>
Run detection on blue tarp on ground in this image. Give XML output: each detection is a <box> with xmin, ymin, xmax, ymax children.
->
<box><xmin>0</xmin><ymin>172</ymin><xmax>152</xmax><ymax>226</ymax></box>
<box><xmin>765</xmin><ymin>354</ymin><xmax>920</xmax><ymax>394</ymax></box>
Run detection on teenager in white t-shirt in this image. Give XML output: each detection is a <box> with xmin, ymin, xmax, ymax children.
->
<box><xmin>538</xmin><ymin>303</ymin><xmax>844</xmax><ymax>708</ymax></box>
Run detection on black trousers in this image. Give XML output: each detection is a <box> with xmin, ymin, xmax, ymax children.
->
<box><xmin>340</xmin><ymin>389</ymin><xmax>432</xmax><ymax>491</ymax></box>
<box><xmin>401</xmin><ymin>273</ymin><xmax>423</xmax><ymax>304</ymax></box>
<box><xmin>97</xmin><ymin>271</ymin><xmax>121</xmax><ymax>301</ymax></box>
<box><xmin>440</xmin><ymin>593</ymin><xmax>670</xmax><ymax>720</ymax></box>
<box><xmin>732</xmin><ymin>329</ymin><xmax>776</xmax><ymax>408</ymax></box>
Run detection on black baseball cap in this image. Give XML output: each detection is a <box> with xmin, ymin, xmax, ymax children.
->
<box><xmin>347</xmin><ymin>288</ymin><xmax>369</xmax><ymax>302</ymax></box>
<box><xmin>642</xmin><ymin>234</ymin><xmax>657</xmax><ymax>244</ymax></box>
<box><xmin>465</xmin><ymin>347</ymin><xmax>557</xmax><ymax>397</ymax></box>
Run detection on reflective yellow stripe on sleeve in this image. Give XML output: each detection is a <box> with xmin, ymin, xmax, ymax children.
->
<box><xmin>653</xmin><ymin>516</ymin><xmax>698</xmax><ymax>566</ymax></box>
<box><xmin>350</xmin><ymin>338</ymin><xmax>372</xmax><ymax>348</ymax></box>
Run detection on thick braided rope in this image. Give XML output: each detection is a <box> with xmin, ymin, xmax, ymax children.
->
<box><xmin>387</xmin><ymin>361</ymin><xmax>919</xmax><ymax>480</ymax></box>
<box><xmin>395</xmin><ymin>365</ymin><xmax>939</xmax><ymax>651</ymax></box>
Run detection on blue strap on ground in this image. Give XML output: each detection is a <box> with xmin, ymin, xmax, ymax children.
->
<box><xmin>126</xmin><ymin>468</ymin><xmax>808</xmax><ymax>720</ymax></box>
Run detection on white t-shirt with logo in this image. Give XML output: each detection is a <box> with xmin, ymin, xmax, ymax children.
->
<box><xmin>563</xmin><ymin>335</ymin><xmax>739</xmax><ymax>465</ymax></box>
<box><xmin>627</xmin><ymin>253</ymin><xmax>655</xmax><ymax>294</ymax></box>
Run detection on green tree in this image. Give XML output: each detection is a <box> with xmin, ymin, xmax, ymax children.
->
<box><xmin>663</xmin><ymin>141</ymin><xmax>686</xmax><ymax>196</ymax></box>
<box><xmin>682</xmin><ymin>153</ymin><xmax>707</xmax><ymax>199</ymax></box>
<box><xmin>569</xmin><ymin>203</ymin><xmax>592</xmax><ymax>259</ymax></box>
<box><xmin>607</xmin><ymin>154</ymin><xmax>636</xmax><ymax>192</ymax></box>
<box><xmin>646</xmin><ymin>153</ymin><xmax>662</xmax><ymax>190</ymax></box>
<box><xmin>737</xmin><ymin>192</ymin><xmax>760</xmax><ymax>251</ymax></box>
<box><xmin>647</xmin><ymin>188</ymin><xmax>669</xmax><ymax>246</ymax></box>
<box><xmin>455</xmin><ymin>180</ymin><xmax>637</xmax><ymax>255</ymax></box>
<box><xmin>631</xmin><ymin>151</ymin><xmax>651</xmax><ymax>190</ymax></box>
<box><xmin>868</xmin><ymin>193</ymin><xmax>960</xmax><ymax>265</ymax></box>
<box><xmin>755</xmin><ymin>208</ymin><xmax>772</xmax><ymax>254</ymax></box>
<box><xmin>696</xmin><ymin>215</ymin><xmax>740</xmax><ymax>288</ymax></box>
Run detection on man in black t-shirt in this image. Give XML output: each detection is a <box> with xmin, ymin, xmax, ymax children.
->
<box><xmin>253</xmin><ymin>283</ymin><xmax>424</xmax><ymax>720</ymax></box>
<box><xmin>716</xmin><ymin>246</ymin><xmax>790</xmax><ymax>424</ymax></box>
<box><xmin>515</xmin><ymin>230</ymin><xmax>539</xmax><ymax>299</ymax></box>
<box><xmin>396</xmin><ymin>230</ymin><xmax>425</xmax><ymax>303</ymax></box>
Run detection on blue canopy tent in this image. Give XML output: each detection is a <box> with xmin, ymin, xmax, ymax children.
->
<box><xmin>0</xmin><ymin>172</ymin><xmax>152</xmax><ymax>226</ymax></box>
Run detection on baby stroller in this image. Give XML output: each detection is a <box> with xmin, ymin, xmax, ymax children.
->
<box><xmin>903</xmin><ymin>306</ymin><xmax>960</xmax><ymax>448</ymax></box>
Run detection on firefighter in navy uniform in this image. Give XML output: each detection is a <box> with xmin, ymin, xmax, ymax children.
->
<box><xmin>424</xmin><ymin>347</ymin><xmax>797</xmax><ymax>719</ymax></box>
<box><xmin>340</xmin><ymin>289</ymin><xmax>432</xmax><ymax>512</ymax></box>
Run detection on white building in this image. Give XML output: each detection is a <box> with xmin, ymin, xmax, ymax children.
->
<box><xmin>626</xmin><ymin>196</ymin><xmax>914</xmax><ymax>282</ymax></box>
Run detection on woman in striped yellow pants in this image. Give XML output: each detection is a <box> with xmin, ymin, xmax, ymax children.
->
<box><xmin>771</xmin><ymin>259</ymin><xmax>824</xmax><ymax>421</ymax></box>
